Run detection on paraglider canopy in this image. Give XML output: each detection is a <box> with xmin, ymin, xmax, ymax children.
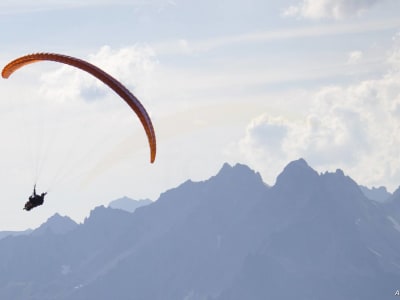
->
<box><xmin>2</xmin><ymin>52</ymin><xmax>156</xmax><ymax>163</ymax></box>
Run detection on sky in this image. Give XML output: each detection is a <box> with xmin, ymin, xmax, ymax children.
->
<box><xmin>0</xmin><ymin>0</ymin><xmax>400</xmax><ymax>230</ymax></box>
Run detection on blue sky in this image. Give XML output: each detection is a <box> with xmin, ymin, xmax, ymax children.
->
<box><xmin>0</xmin><ymin>0</ymin><xmax>400</xmax><ymax>230</ymax></box>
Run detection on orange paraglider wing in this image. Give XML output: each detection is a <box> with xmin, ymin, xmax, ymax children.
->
<box><xmin>2</xmin><ymin>53</ymin><xmax>156</xmax><ymax>163</ymax></box>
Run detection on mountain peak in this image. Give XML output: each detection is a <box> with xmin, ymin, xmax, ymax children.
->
<box><xmin>216</xmin><ymin>162</ymin><xmax>261</xmax><ymax>177</ymax></box>
<box><xmin>32</xmin><ymin>213</ymin><xmax>78</xmax><ymax>236</ymax></box>
<box><xmin>214</xmin><ymin>162</ymin><xmax>265</xmax><ymax>187</ymax></box>
<box><xmin>285</xmin><ymin>158</ymin><xmax>312</xmax><ymax>170</ymax></box>
<box><xmin>275</xmin><ymin>158</ymin><xmax>318</xmax><ymax>188</ymax></box>
<box><xmin>217</xmin><ymin>162</ymin><xmax>246</xmax><ymax>174</ymax></box>
<box><xmin>85</xmin><ymin>205</ymin><xmax>110</xmax><ymax>222</ymax></box>
<box><xmin>84</xmin><ymin>205</ymin><xmax>132</xmax><ymax>228</ymax></box>
<box><xmin>335</xmin><ymin>168</ymin><xmax>344</xmax><ymax>176</ymax></box>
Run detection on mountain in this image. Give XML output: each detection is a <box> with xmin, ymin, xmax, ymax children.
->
<box><xmin>359</xmin><ymin>185</ymin><xmax>391</xmax><ymax>202</ymax></box>
<box><xmin>218</xmin><ymin>161</ymin><xmax>400</xmax><ymax>300</ymax></box>
<box><xmin>108</xmin><ymin>196</ymin><xmax>151</xmax><ymax>213</ymax></box>
<box><xmin>31</xmin><ymin>213</ymin><xmax>78</xmax><ymax>236</ymax></box>
<box><xmin>0</xmin><ymin>159</ymin><xmax>399</xmax><ymax>300</ymax></box>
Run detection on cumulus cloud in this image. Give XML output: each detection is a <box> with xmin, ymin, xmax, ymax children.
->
<box><xmin>283</xmin><ymin>0</ymin><xmax>383</xmax><ymax>20</ymax></box>
<box><xmin>239</xmin><ymin>115</ymin><xmax>289</xmax><ymax>159</ymax></box>
<box><xmin>236</xmin><ymin>41</ymin><xmax>400</xmax><ymax>189</ymax></box>
<box><xmin>39</xmin><ymin>45</ymin><xmax>158</xmax><ymax>104</ymax></box>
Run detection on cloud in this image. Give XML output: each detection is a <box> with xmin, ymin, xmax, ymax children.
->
<box><xmin>293</xmin><ymin>87</ymin><xmax>372</xmax><ymax>166</ymax></box>
<box><xmin>240</xmin><ymin>115</ymin><xmax>289</xmax><ymax>159</ymax></box>
<box><xmin>283</xmin><ymin>0</ymin><xmax>384</xmax><ymax>20</ymax></box>
<box><xmin>234</xmin><ymin>40</ymin><xmax>400</xmax><ymax>189</ymax></box>
<box><xmin>39</xmin><ymin>45</ymin><xmax>158</xmax><ymax>104</ymax></box>
<box><xmin>347</xmin><ymin>50</ymin><xmax>363</xmax><ymax>64</ymax></box>
<box><xmin>87</xmin><ymin>45</ymin><xmax>158</xmax><ymax>98</ymax></box>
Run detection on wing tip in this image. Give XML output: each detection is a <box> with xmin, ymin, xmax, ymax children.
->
<box><xmin>1</xmin><ymin>69</ymin><xmax>10</xmax><ymax>79</ymax></box>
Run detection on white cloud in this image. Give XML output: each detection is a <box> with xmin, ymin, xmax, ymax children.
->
<box><xmin>240</xmin><ymin>115</ymin><xmax>289</xmax><ymax>159</ymax></box>
<box><xmin>87</xmin><ymin>45</ymin><xmax>158</xmax><ymax>99</ymax></box>
<box><xmin>39</xmin><ymin>45</ymin><xmax>158</xmax><ymax>104</ymax></box>
<box><xmin>283</xmin><ymin>0</ymin><xmax>384</xmax><ymax>20</ymax></box>
<box><xmin>234</xmin><ymin>42</ymin><xmax>400</xmax><ymax>190</ymax></box>
<box><xmin>348</xmin><ymin>50</ymin><xmax>363</xmax><ymax>64</ymax></box>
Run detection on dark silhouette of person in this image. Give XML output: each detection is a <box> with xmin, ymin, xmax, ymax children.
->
<box><xmin>24</xmin><ymin>185</ymin><xmax>47</xmax><ymax>211</ymax></box>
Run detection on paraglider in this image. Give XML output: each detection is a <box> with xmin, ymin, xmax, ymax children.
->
<box><xmin>24</xmin><ymin>185</ymin><xmax>46</xmax><ymax>211</ymax></box>
<box><xmin>2</xmin><ymin>52</ymin><xmax>156</xmax><ymax>163</ymax></box>
<box><xmin>2</xmin><ymin>52</ymin><xmax>157</xmax><ymax>211</ymax></box>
